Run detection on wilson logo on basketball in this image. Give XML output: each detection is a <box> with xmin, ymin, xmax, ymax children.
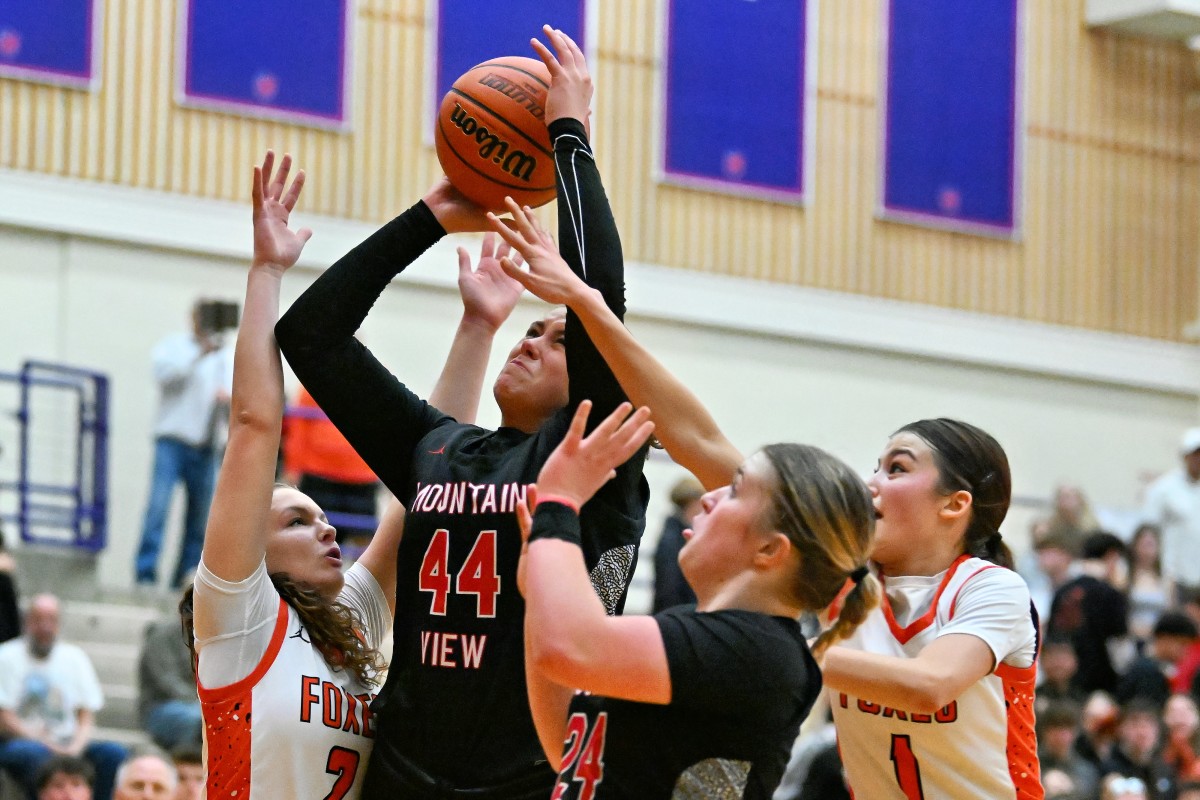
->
<box><xmin>447</xmin><ymin>103</ymin><xmax>539</xmax><ymax>182</ymax></box>
<box><xmin>476</xmin><ymin>73</ymin><xmax>546</xmax><ymax>119</ymax></box>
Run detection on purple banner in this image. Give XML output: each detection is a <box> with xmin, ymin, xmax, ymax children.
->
<box><xmin>881</xmin><ymin>0</ymin><xmax>1022</xmax><ymax>236</ymax></box>
<box><xmin>433</xmin><ymin>0</ymin><xmax>586</xmax><ymax>127</ymax></box>
<box><xmin>662</xmin><ymin>0</ymin><xmax>809</xmax><ymax>202</ymax></box>
<box><xmin>0</xmin><ymin>0</ymin><xmax>99</xmax><ymax>89</ymax></box>
<box><xmin>179</xmin><ymin>0</ymin><xmax>351</xmax><ymax>129</ymax></box>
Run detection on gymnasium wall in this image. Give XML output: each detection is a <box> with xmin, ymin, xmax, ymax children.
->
<box><xmin>1</xmin><ymin>0</ymin><xmax>1197</xmax><ymax>339</ymax></box>
<box><xmin>1</xmin><ymin>0</ymin><xmax>1197</xmax><ymax>596</ymax></box>
<box><xmin>0</xmin><ymin>178</ymin><xmax>1193</xmax><ymax>598</ymax></box>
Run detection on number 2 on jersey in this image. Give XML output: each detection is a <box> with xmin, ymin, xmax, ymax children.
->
<box><xmin>418</xmin><ymin>530</ymin><xmax>500</xmax><ymax>617</ymax></box>
<box><xmin>890</xmin><ymin>734</ymin><xmax>925</xmax><ymax>799</ymax></box>
<box><xmin>323</xmin><ymin>746</ymin><xmax>360</xmax><ymax>800</ymax></box>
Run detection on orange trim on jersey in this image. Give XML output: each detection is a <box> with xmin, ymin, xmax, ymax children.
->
<box><xmin>947</xmin><ymin>565</ymin><xmax>1003</xmax><ymax>621</ymax></box>
<box><xmin>196</xmin><ymin>598</ymin><xmax>290</xmax><ymax>702</ymax></box>
<box><xmin>879</xmin><ymin>554</ymin><xmax>971</xmax><ymax>644</ymax></box>
<box><xmin>996</xmin><ymin>661</ymin><xmax>1044</xmax><ymax>799</ymax></box>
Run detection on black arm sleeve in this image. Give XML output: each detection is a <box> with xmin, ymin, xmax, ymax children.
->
<box><xmin>275</xmin><ymin>201</ymin><xmax>450</xmax><ymax>497</ymax></box>
<box><xmin>550</xmin><ymin>118</ymin><xmax>630</xmax><ymax>425</ymax></box>
<box><xmin>549</xmin><ymin>118</ymin><xmax>648</xmax><ymax>513</ymax></box>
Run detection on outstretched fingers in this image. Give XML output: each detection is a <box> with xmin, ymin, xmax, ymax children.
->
<box><xmin>251</xmin><ymin>166</ymin><xmax>265</xmax><ymax>213</ymax></box>
<box><xmin>563</xmin><ymin>399</ymin><xmax>593</xmax><ymax>452</ymax></box>
<box><xmin>268</xmin><ymin>153</ymin><xmax>292</xmax><ymax>202</ymax></box>
<box><xmin>530</xmin><ymin>35</ymin><xmax>562</xmax><ymax>77</ymax></box>
<box><xmin>544</xmin><ymin>25</ymin><xmax>580</xmax><ymax>71</ymax></box>
<box><xmin>280</xmin><ymin>168</ymin><xmax>306</xmax><ymax>212</ymax></box>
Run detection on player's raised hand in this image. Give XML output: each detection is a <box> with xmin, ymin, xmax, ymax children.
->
<box><xmin>487</xmin><ymin>198</ymin><xmax>591</xmax><ymax>307</ymax></box>
<box><xmin>455</xmin><ymin>232</ymin><xmax>525</xmax><ymax>333</ymax></box>
<box><xmin>534</xmin><ymin>400</ymin><xmax>654</xmax><ymax>511</ymax></box>
<box><xmin>251</xmin><ymin>150</ymin><xmax>312</xmax><ymax>271</ymax></box>
<box><xmin>531</xmin><ymin>24</ymin><xmax>592</xmax><ymax>134</ymax></box>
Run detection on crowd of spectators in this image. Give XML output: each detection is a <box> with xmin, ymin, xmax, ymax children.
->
<box><xmin>772</xmin><ymin>428</ymin><xmax>1200</xmax><ymax>800</ymax></box>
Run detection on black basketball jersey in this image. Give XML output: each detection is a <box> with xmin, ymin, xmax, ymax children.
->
<box><xmin>551</xmin><ymin>608</ymin><xmax>820</xmax><ymax>800</ymax></box>
<box><xmin>277</xmin><ymin>118</ymin><xmax>649</xmax><ymax>797</ymax></box>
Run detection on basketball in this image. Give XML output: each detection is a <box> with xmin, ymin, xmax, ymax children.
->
<box><xmin>435</xmin><ymin>56</ymin><xmax>556</xmax><ymax>211</ymax></box>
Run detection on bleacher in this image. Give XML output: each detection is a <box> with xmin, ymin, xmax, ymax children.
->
<box><xmin>62</xmin><ymin>594</ymin><xmax>166</xmax><ymax>749</ymax></box>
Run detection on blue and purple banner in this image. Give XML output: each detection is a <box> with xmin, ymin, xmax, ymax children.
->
<box><xmin>0</xmin><ymin>0</ymin><xmax>99</xmax><ymax>89</ymax></box>
<box><xmin>661</xmin><ymin>0</ymin><xmax>810</xmax><ymax>202</ymax></box>
<box><xmin>881</xmin><ymin>0</ymin><xmax>1022</xmax><ymax>236</ymax></box>
<box><xmin>433</xmin><ymin>0</ymin><xmax>586</xmax><ymax>125</ymax></box>
<box><xmin>179</xmin><ymin>0</ymin><xmax>351</xmax><ymax>129</ymax></box>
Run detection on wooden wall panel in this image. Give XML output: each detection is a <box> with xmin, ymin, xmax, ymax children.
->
<box><xmin>0</xmin><ymin>0</ymin><xmax>1195</xmax><ymax>340</ymax></box>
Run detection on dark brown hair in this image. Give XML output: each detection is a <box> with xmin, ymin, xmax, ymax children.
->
<box><xmin>759</xmin><ymin>444</ymin><xmax>879</xmax><ymax>660</ymax></box>
<box><xmin>179</xmin><ymin>572</ymin><xmax>384</xmax><ymax>687</ymax></box>
<box><xmin>895</xmin><ymin>418</ymin><xmax>1013</xmax><ymax>569</ymax></box>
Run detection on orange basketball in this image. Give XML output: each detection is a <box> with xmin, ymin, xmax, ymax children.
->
<box><xmin>435</xmin><ymin>56</ymin><xmax>556</xmax><ymax>211</ymax></box>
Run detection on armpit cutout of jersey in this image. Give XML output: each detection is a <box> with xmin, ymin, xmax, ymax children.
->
<box><xmin>672</xmin><ymin>758</ymin><xmax>750</xmax><ymax>799</ymax></box>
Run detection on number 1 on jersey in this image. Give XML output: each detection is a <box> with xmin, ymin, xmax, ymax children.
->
<box><xmin>418</xmin><ymin>529</ymin><xmax>500</xmax><ymax>617</ymax></box>
<box><xmin>890</xmin><ymin>734</ymin><xmax>925</xmax><ymax>800</ymax></box>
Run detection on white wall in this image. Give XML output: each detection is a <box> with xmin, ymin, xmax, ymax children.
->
<box><xmin>0</xmin><ymin>173</ymin><xmax>1195</xmax><ymax>611</ymax></box>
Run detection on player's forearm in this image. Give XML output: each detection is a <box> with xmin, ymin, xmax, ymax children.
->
<box><xmin>525</xmin><ymin>538</ymin><xmax>612</xmax><ymax>684</ymax></box>
<box><xmin>571</xmin><ymin>292</ymin><xmax>741</xmax><ymax>490</ymax></box>
<box><xmin>229</xmin><ymin>266</ymin><xmax>286</xmax><ymax>435</ymax></box>
<box><xmin>821</xmin><ymin>647</ymin><xmax>951</xmax><ymax>713</ymax></box>
<box><xmin>822</xmin><ymin>639</ymin><xmax>988</xmax><ymax>714</ymax></box>
<box><xmin>276</xmin><ymin>201</ymin><xmax>444</xmax><ymax>355</ymax></box>
<box><xmin>550</xmin><ymin>119</ymin><xmax>625</xmax><ymax>314</ymax></box>
<box><xmin>524</xmin><ymin>617</ymin><xmax>571</xmax><ymax>771</ymax></box>
<box><xmin>357</xmin><ymin>499</ymin><xmax>404</xmax><ymax>612</ymax></box>
<box><xmin>428</xmin><ymin>315</ymin><xmax>498</xmax><ymax>423</ymax></box>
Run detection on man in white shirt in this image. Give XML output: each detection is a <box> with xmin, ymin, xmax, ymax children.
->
<box><xmin>133</xmin><ymin>301</ymin><xmax>234</xmax><ymax>589</ymax></box>
<box><xmin>0</xmin><ymin>595</ymin><xmax>126</xmax><ymax>800</ymax></box>
<box><xmin>1142</xmin><ymin>427</ymin><xmax>1200</xmax><ymax>599</ymax></box>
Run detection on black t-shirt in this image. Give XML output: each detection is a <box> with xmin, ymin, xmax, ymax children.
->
<box><xmin>551</xmin><ymin>607</ymin><xmax>820</xmax><ymax>800</ymax></box>
<box><xmin>276</xmin><ymin>119</ymin><xmax>649</xmax><ymax>796</ymax></box>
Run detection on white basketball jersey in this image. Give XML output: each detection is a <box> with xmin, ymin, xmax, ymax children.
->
<box><xmin>829</xmin><ymin>556</ymin><xmax>1042</xmax><ymax>800</ymax></box>
<box><xmin>198</xmin><ymin>600</ymin><xmax>378</xmax><ymax>800</ymax></box>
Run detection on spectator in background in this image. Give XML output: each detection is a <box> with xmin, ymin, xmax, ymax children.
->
<box><xmin>35</xmin><ymin>757</ymin><xmax>93</xmax><ymax>800</ymax></box>
<box><xmin>0</xmin><ymin>594</ymin><xmax>126</xmax><ymax>800</ymax></box>
<box><xmin>1044</xmin><ymin>483</ymin><xmax>1101</xmax><ymax>554</ymax></box>
<box><xmin>112</xmin><ymin>753</ymin><xmax>174</xmax><ymax>800</ymax></box>
<box><xmin>1102</xmin><ymin>774</ymin><xmax>1151</xmax><ymax>800</ymax></box>
<box><xmin>1039</xmin><ymin>634</ymin><xmax>1086</xmax><ymax>714</ymax></box>
<box><xmin>134</xmin><ymin>301</ymin><xmax>234</xmax><ymax>589</ymax></box>
<box><xmin>1142</xmin><ymin>428</ymin><xmax>1200</xmax><ymax>602</ymax></box>
<box><xmin>1101</xmin><ymin>699</ymin><xmax>1177</xmax><ymax>800</ymax></box>
<box><xmin>0</xmin><ymin>524</ymin><xmax>19</xmax><ymax>644</ymax></box>
<box><xmin>1162</xmin><ymin>694</ymin><xmax>1200</xmax><ymax>782</ymax></box>
<box><xmin>1178</xmin><ymin>780</ymin><xmax>1200</xmax><ymax>800</ymax></box>
<box><xmin>136</xmin><ymin>613</ymin><xmax>199</xmax><ymax>752</ymax></box>
<box><xmin>650</xmin><ymin>476</ymin><xmax>703</xmax><ymax>613</ymax></box>
<box><xmin>1078</xmin><ymin>692</ymin><xmax>1122</xmax><ymax>772</ymax></box>
<box><xmin>1117</xmin><ymin>612</ymin><xmax>1199</xmax><ymax>709</ymax></box>
<box><xmin>1050</xmin><ymin>531</ymin><xmax>1130</xmax><ymax>695</ymax></box>
<box><xmin>1129</xmin><ymin>525</ymin><xmax>1172</xmax><ymax>645</ymax></box>
<box><xmin>1039</xmin><ymin>700</ymin><xmax>1100</xmax><ymax>799</ymax></box>
<box><xmin>281</xmin><ymin>384</ymin><xmax>381</xmax><ymax>546</ymax></box>
<box><xmin>1027</xmin><ymin>530</ymin><xmax>1080</xmax><ymax>621</ymax></box>
<box><xmin>166</xmin><ymin>749</ymin><xmax>199</xmax><ymax>800</ymax></box>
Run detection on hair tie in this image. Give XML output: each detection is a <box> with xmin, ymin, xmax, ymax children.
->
<box><xmin>988</xmin><ymin>531</ymin><xmax>1003</xmax><ymax>547</ymax></box>
<box><xmin>849</xmin><ymin>566</ymin><xmax>869</xmax><ymax>584</ymax></box>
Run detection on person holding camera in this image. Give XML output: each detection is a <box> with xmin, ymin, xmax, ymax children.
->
<box><xmin>133</xmin><ymin>299</ymin><xmax>235</xmax><ymax>589</ymax></box>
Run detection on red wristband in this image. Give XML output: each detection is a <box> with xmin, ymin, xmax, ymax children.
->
<box><xmin>534</xmin><ymin>494</ymin><xmax>581</xmax><ymax>514</ymax></box>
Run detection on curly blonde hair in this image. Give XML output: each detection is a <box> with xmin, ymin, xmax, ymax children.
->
<box><xmin>179</xmin><ymin>572</ymin><xmax>385</xmax><ymax>687</ymax></box>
